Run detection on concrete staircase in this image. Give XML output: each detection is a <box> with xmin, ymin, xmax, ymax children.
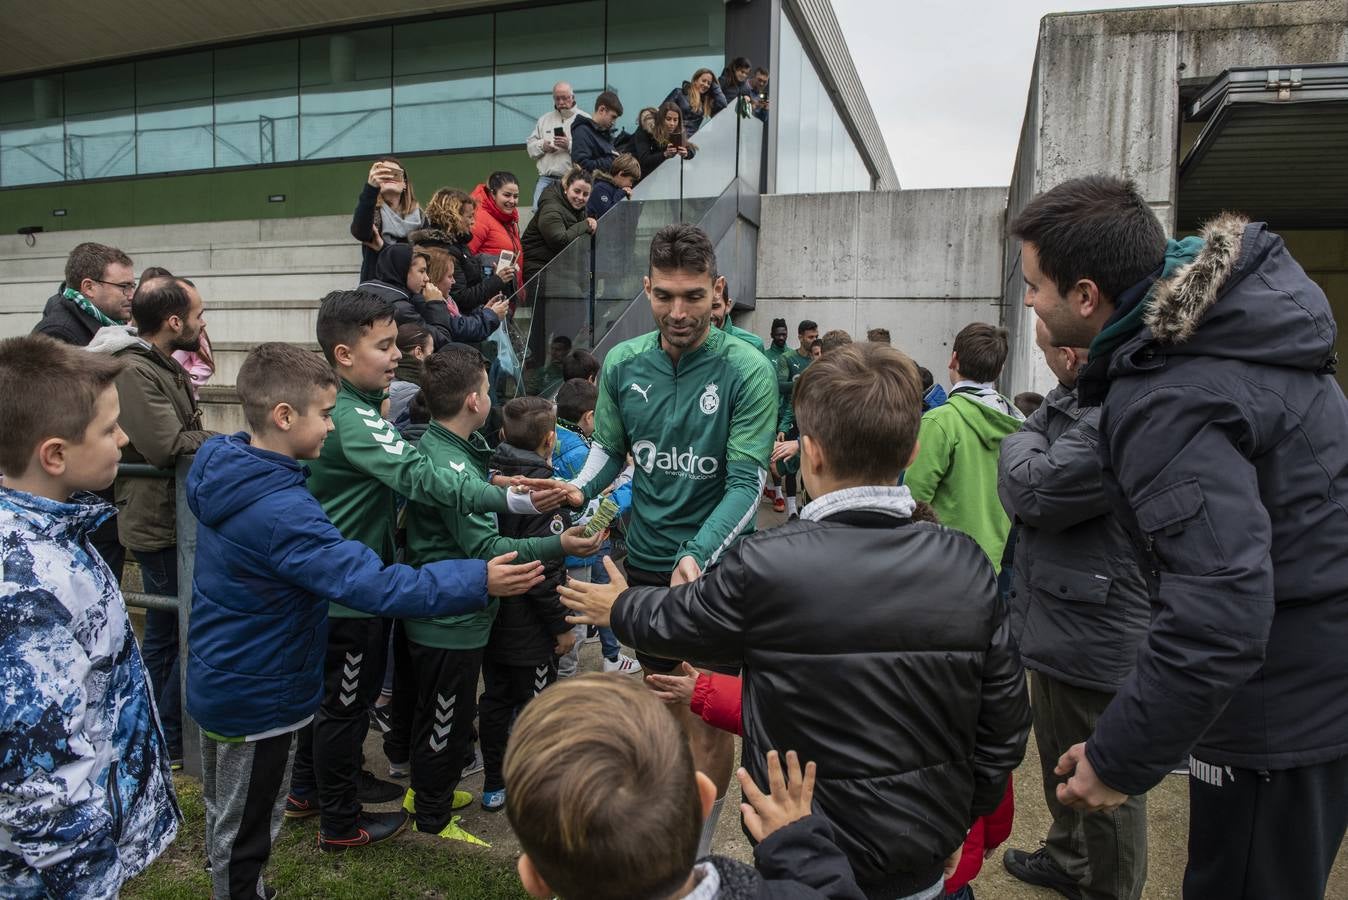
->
<box><xmin>0</xmin><ymin>216</ymin><xmax>359</xmax><ymax>433</ymax></box>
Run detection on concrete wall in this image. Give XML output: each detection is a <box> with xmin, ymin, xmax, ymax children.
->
<box><xmin>745</xmin><ymin>187</ymin><xmax>1007</xmax><ymax>382</ymax></box>
<box><xmin>1001</xmin><ymin>1</ymin><xmax>1348</xmax><ymax>395</ymax></box>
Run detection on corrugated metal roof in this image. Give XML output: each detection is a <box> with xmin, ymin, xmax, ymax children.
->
<box><xmin>785</xmin><ymin>0</ymin><xmax>900</xmax><ymax>190</ymax></box>
<box><xmin>1179</xmin><ymin>64</ymin><xmax>1348</xmax><ymax>231</ymax></box>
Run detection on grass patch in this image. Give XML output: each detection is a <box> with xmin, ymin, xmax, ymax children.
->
<box><xmin>124</xmin><ymin>777</ymin><xmax>528</xmax><ymax>899</ymax></box>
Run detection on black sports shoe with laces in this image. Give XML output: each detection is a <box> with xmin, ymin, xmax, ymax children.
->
<box><xmin>318</xmin><ymin>810</ymin><xmax>408</xmax><ymax>852</ymax></box>
<box><xmin>356</xmin><ymin>769</ymin><xmax>404</xmax><ymax>804</ymax></box>
<box><xmin>1002</xmin><ymin>847</ymin><xmax>1081</xmax><ymax>900</ymax></box>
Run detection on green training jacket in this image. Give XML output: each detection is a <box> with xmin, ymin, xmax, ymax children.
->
<box><xmin>575</xmin><ymin>328</ymin><xmax>776</xmax><ymax>572</ymax></box>
<box><xmin>775</xmin><ymin>349</ymin><xmax>812</xmax><ymax>433</ymax></box>
<box><xmin>306</xmin><ymin>379</ymin><xmax>515</xmax><ymax>618</ymax></box>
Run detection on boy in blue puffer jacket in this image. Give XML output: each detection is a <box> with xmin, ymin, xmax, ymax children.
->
<box><xmin>185</xmin><ymin>343</ymin><xmax>543</xmax><ymax>898</ymax></box>
<box><xmin>551</xmin><ymin>378</ymin><xmax>637</xmax><ymax>675</ymax></box>
<box><xmin>585</xmin><ymin>154</ymin><xmax>640</xmax><ymax>221</ymax></box>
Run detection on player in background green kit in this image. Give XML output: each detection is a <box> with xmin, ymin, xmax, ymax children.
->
<box><xmin>558</xmin><ymin>223</ymin><xmax>777</xmax><ymax>858</ymax></box>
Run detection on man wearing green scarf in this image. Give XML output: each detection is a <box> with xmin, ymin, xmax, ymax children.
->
<box><xmin>1010</xmin><ymin>175</ymin><xmax>1348</xmax><ymax>900</ymax></box>
<box><xmin>33</xmin><ymin>242</ymin><xmax>135</xmax><ymax>347</ymax></box>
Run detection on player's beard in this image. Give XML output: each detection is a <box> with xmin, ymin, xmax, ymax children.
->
<box><xmin>660</xmin><ymin>311</ymin><xmax>711</xmax><ymax>349</ymax></box>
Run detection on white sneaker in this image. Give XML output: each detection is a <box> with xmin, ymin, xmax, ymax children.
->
<box><xmin>388</xmin><ymin>760</ymin><xmax>410</xmax><ymax>779</ymax></box>
<box><xmin>603</xmin><ymin>653</ymin><xmax>642</xmax><ymax>675</ymax></box>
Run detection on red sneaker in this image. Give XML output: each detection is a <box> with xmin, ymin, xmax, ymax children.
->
<box><xmin>772</xmin><ymin>497</ymin><xmax>786</xmax><ymax>514</ymax></box>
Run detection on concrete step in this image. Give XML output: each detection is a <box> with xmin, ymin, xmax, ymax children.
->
<box><xmin>209</xmin><ymin>341</ymin><xmax>323</xmax><ymax>387</ymax></box>
<box><xmin>202</xmin><ymin>301</ymin><xmax>321</xmax><ymax>345</ymax></box>
<box><xmin>0</xmin><ymin>239</ymin><xmax>360</xmax><ymax>280</ymax></box>
<box><xmin>0</xmin><ymin>215</ymin><xmax>351</xmax><ymax>258</ymax></box>
<box><xmin>0</xmin><ymin>269</ymin><xmax>357</xmax><ymax>314</ymax></box>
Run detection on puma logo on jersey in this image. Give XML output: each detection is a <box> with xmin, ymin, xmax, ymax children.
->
<box><xmin>629</xmin><ymin>383</ymin><xmax>652</xmax><ymax>402</ymax></box>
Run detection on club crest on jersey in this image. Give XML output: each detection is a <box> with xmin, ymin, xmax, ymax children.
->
<box><xmin>699</xmin><ymin>383</ymin><xmax>720</xmax><ymax>415</ymax></box>
<box><xmin>550</xmin><ymin>516</ymin><xmax>565</xmax><ymax>535</ymax></box>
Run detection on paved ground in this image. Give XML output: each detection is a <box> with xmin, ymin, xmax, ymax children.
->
<box><xmin>133</xmin><ymin>503</ymin><xmax>1348</xmax><ymax>896</ymax></box>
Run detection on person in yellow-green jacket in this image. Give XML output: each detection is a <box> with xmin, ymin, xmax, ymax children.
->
<box><xmin>287</xmin><ymin>291</ymin><xmax>567</xmax><ymax>851</ymax></box>
<box><xmin>398</xmin><ymin>347</ymin><xmax>604</xmax><ymax>845</ymax></box>
<box><xmin>904</xmin><ymin>323</ymin><xmax>1024</xmax><ymax>569</ymax></box>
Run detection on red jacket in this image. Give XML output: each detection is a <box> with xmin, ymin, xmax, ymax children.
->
<box><xmin>689</xmin><ymin>672</ymin><xmax>1014</xmax><ymax>894</ymax></box>
<box><xmin>469</xmin><ymin>183</ymin><xmax>524</xmax><ymax>267</ymax></box>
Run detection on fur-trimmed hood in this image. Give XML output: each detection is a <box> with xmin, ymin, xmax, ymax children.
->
<box><xmin>1117</xmin><ymin>214</ymin><xmax>1337</xmax><ymax>375</ymax></box>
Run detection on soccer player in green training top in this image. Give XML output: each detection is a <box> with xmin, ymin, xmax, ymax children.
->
<box><xmin>558</xmin><ymin>223</ymin><xmax>777</xmax><ymax>857</ymax></box>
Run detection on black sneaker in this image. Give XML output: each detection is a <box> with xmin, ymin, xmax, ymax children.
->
<box><xmin>1002</xmin><ymin>848</ymin><xmax>1081</xmax><ymax>900</ymax></box>
<box><xmin>318</xmin><ymin>810</ymin><xmax>408</xmax><ymax>852</ymax></box>
<box><xmin>283</xmin><ymin>791</ymin><xmax>319</xmax><ymax>819</ymax></box>
<box><xmin>368</xmin><ymin>705</ymin><xmax>392</xmax><ymax>734</ymax></box>
<box><xmin>357</xmin><ymin>769</ymin><xmax>405</xmax><ymax>804</ymax></box>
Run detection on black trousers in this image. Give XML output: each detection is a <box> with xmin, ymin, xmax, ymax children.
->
<box><xmin>312</xmin><ymin>617</ymin><xmax>390</xmax><ymax>837</ymax></box>
<box><xmin>407</xmin><ymin>642</ymin><xmax>483</xmax><ymax>832</ymax></box>
<box><xmin>479</xmin><ymin>657</ymin><xmax>557</xmax><ymax>792</ymax></box>
<box><xmin>1184</xmin><ymin>754</ymin><xmax>1348</xmax><ymax>899</ymax></box>
<box><xmin>383</xmin><ymin>620</ymin><xmax>416</xmax><ymax>767</ymax></box>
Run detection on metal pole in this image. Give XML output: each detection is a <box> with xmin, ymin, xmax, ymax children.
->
<box><xmin>175</xmin><ymin>455</ymin><xmax>201</xmax><ymax>779</ymax></box>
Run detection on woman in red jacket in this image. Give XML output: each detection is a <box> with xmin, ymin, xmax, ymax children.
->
<box><xmin>469</xmin><ymin>171</ymin><xmax>525</xmax><ymax>280</ymax></box>
<box><xmin>647</xmin><ymin>664</ymin><xmax>1015</xmax><ymax>900</ymax></box>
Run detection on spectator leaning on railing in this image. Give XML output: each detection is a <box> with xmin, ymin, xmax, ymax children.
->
<box><xmin>86</xmin><ymin>275</ymin><xmax>217</xmax><ymax>769</ymax></box>
<box><xmin>665</xmin><ymin>67</ymin><xmax>728</xmax><ymax>136</ymax></box>
<box><xmin>632</xmin><ymin>103</ymin><xmax>695</xmax><ymax>183</ymax></box>
<box><xmin>526</xmin><ymin>81</ymin><xmax>589</xmax><ymax>209</ymax></box>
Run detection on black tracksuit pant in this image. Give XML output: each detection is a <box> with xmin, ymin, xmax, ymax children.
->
<box><xmin>479</xmin><ymin>657</ymin><xmax>557</xmax><ymax>793</ymax></box>
<box><xmin>406</xmin><ymin>642</ymin><xmax>483</xmax><ymax>832</ymax></box>
<box><xmin>307</xmin><ymin>616</ymin><xmax>389</xmax><ymax>837</ymax></box>
<box><xmin>1184</xmin><ymin>754</ymin><xmax>1348</xmax><ymax>898</ymax></box>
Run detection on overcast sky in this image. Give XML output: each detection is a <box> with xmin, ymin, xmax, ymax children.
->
<box><xmin>831</xmin><ymin>0</ymin><xmax>1210</xmax><ymax>188</ymax></box>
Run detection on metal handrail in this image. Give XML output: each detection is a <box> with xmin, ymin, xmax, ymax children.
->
<box><xmin>118</xmin><ymin>457</ymin><xmax>201</xmax><ymax>777</ymax></box>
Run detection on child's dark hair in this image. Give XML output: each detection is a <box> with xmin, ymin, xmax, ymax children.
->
<box><xmin>421</xmin><ymin>347</ymin><xmax>488</xmax><ymax>420</ymax></box>
<box><xmin>562</xmin><ymin>348</ymin><xmax>600</xmax><ymax>383</ymax></box>
<box><xmin>556</xmin><ymin>378</ymin><xmax>598</xmax><ymax>425</ymax></box>
<box><xmin>502</xmin><ymin>396</ymin><xmax>556</xmax><ymax>452</ymax></box>
<box><xmin>236</xmin><ymin>343</ymin><xmax>339</xmax><ymax>433</ymax></box>
<box><xmin>794</xmin><ymin>342</ymin><xmax>923</xmax><ymax>483</ymax></box>
<box><xmin>952</xmin><ymin>322</ymin><xmax>1010</xmax><ymax>383</ymax></box>
<box><xmin>0</xmin><ymin>335</ymin><xmax>123</xmax><ymax>478</ymax></box>
<box><xmin>917</xmin><ymin>365</ymin><xmax>935</xmax><ymax>392</ymax></box>
<box><xmin>505</xmin><ymin>675</ymin><xmax>701</xmax><ymax>900</ymax></box>
<box><xmin>316</xmin><ymin>290</ymin><xmax>396</xmax><ymax>364</ymax></box>
<box><xmin>1014</xmin><ymin>391</ymin><xmax>1045</xmax><ymax>418</ymax></box>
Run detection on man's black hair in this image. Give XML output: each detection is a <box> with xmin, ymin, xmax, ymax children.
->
<box><xmin>771</xmin><ymin>318</ymin><xmax>787</xmax><ymax>331</ymax></box>
<box><xmin>649</xmin><ymin>223</ymin><xmax>716</xmax><ymax>277</ymax></box>
<box><xmin>798</xmin><ymin>319</ymin><xmax>817</xmax><ymax>334</ymax></box>
<box><xmin>316</xmin><ymin>290</ymin><xmax>397</xmax><ymax>364</ymax></box>
<box><xmin>131</xmin><ymin>277</ymin><xmax>192</xmax><ymax>335</ymax></box>
<box><xmin>1010</xmin><ymin>175</ymin><xmax>1166</xmax><ymax>302</ymax></box>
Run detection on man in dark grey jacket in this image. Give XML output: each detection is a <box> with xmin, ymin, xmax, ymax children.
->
<box><xmin>1012</xmin><ymin>176</ymin><xmax>1348</xmax><ymax>900</ymax></box>
<box><xmin>998</xmin><ymin>318</ymin><xmax>1150</xmax><ymax>900</ymax></box>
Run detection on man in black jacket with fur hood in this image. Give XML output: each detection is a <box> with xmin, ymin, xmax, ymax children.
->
<box><xmin>1013</xmin><ymin>175</ymin><xmax>1348</xmax><ymax>899</ymax></box>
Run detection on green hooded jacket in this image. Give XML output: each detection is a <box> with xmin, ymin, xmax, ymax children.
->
<box><xmin>904</xmin><ymin>393</ymin><xmax>1023</xmax><ymax>569</ymax></box>
<box><xmin>305</xmin><ymin>379</ymin><xmax>516</xmax><ymax>618</ymax></box>
<box><xmin>402</xmin><ymin>423</ymin><xmax>566</xmax><ymax>649</ymax></box>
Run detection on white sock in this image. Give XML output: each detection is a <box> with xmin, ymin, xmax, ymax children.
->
<box><xmin>697</xmin><ymin>796</ymin><xmax>725</xmax><ymax>858</ymax></box>
<box><xmin>772</xmin><ymin>486</ymin><xmax>784</xmax><ymax>500</ymax></box>
<box><xmin>786</xmin><ymin>496</ymin><xmax>798</xmax><ymax>516</ymax></box>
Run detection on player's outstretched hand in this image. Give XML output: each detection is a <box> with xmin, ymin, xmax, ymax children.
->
<box><xmin>510</xmin><ymin>476</ymin><xmax>570</xmax><ymax>513</ymax></box>
<box><xmin>737</xmin><ymin>750</ymin><xmax>817</xmax><ymax>843</ymax></box>
<box><xmin>646</xmin><ymin>661</ymin><xmax>698</xmax><ymax>706</ymax></box>
<box><xmin>487</xmin><ymin>551</ymin><xmax>546</xmax><ymax>597</ymax></box>
<box><xmin>558</xmin><ymin>556</ymin><xmax>626</xmax><ymax>627</ymax></box>
<box><xmin>559</xmin><ymin>525</ymin><xmax>607</xmax><ymax>559</ymax></box>
<box><xmin>771</xmin><ymin>439</ymin><xmax>799</xmax><ymax>463</ymax></box>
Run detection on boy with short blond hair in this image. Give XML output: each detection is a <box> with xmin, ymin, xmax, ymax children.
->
<box><xmin>0</xmin><ymin>335</ymin><xmax>179</xmax><ymax>897</ymax></box>
<box><xmin>187</xmin><ymin>341</ymin><xmax>511</xmax><ymax>895</ymax></box>
<box><xmin>563</xmin><ymin>342</ymin><xmax>1031</xmax><ymax>899</ymax></box>
<box><xmin>505</xmin><ymin>674</ymin><xmax>865</xmax><ymax>900</ymax></box>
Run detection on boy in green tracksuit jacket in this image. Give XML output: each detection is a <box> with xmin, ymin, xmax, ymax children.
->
<box><xmin>904</xmin><ymin>323</ymin><xmax>1024</xmax><ymax>569</ymax></box>
<box><xmin>396</xmin><ymin>347</ymin><xmax>601</xmax><ymax>845</ymax></box>
<box><xmin>291</xmin><ymin>291</ymin><xmax>564</xmax><ymax>851</ymax></box>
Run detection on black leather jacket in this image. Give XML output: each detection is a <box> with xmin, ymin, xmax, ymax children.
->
<box><xmin>611</xmin><ymin>489</ymin><xmax>1030</xmax><ymax>895</ymax></box>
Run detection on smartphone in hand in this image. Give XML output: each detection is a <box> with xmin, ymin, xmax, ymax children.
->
<box><xmin>553</xmin><ymin>126</ymin><xmax>565</xmax><ymax>137</ymax></box>
<box><xmin>498</xmin><ymin>250</ymin><xmax>516</xmax><ymax>268</ymax></box>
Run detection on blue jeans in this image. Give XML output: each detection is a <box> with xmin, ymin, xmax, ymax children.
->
<box><xmin>532</xmin><ymin>175</ymin><xmax>558</xmax><ymax>209</ymax></box>
<box><xmin>590</xmin><ymin>546</ymin><xmax>621</xmax><ymax>661</ymax></box>
<box><xmin>134</xmin><ymin>547</ymin><xmax>182</xmax><ymax>758</ymax></box>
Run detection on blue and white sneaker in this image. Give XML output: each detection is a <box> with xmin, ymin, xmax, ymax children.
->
<box><xmin>481</xmin><ymin>789</ymin><xmax>506</xmax><ymax>811</ymax></box>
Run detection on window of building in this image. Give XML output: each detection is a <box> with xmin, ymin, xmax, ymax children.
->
<box><xmin>394</xmin><ymin>16</ymin><xmax>494</xmax><ymax>152</ymax></box>
<box><xmin>136</xmin><ymin>52</ymin><xmax>213</xmax><ymax>174</ymax></box>
<box><xmin>64</xmin><ymin>63</ymin><xmax>135</xmax><ymax>181</ymax></box>
<box><xmin>0</xmin><ymin>75</ymin><xmax>64</xmax><ymax>186</ymax></box>
<box><xmin>215</xmin><ymin>40</ymin><xmax>300</xmax><ymax>167</ymax></box>
<box><xmin>494</xmin><ymin>2</ymin><xmax>605</xmax><ymax>144</ymax></box>
<box><xmin>300</xmin><ymin>27</ymin><xmax>392</xmax><ymax>161</ymax></box>
<box><xmin>605</xmin><ymin>2</ymin><xmax>726</xmax><ymax>134</ymax></box>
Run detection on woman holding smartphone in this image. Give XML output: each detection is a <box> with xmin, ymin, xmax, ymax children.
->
<box><xmin>469</xmin><ymin>171</ymin><xmax>526</xmax><ymax>289</ymax></box>
<box><xmin>351</xmin><ymin>156</ymin><xmax>423</xmax><ymax>282</ymax></box>
<box><xmin>664</xmin><ymin>67</ymin><xmax>728</xmax><ymax>136</ymax></box>
<box><xmin>419</xmin><ymin>188</ymin><xmax>518</xmax><ymax>314</ymax></box>
<box><xmin>632</xmin><ymin>103</ymin><xmax>696</xmax><ymax>183</ymax></box>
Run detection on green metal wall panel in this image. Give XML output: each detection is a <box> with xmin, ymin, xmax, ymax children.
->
<box><xmin>2</xmin><ymin>148</ymin><xmax>534</xmax><ymax>232</ymax></box>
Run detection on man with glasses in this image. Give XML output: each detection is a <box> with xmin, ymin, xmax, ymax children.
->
<box><xmin>33</xmin><ymin>241</ymin><xmax>136</xmax><ymax>346</ymax></box>
<box><xmin>526</xmin><ymin>81</ymin><xmax>589</xmax><ymax>209</ymax></box>
<box><xmin>31</xmin><ymin>241</ymin><xmax>137</xmax><ymax>586</ymax></box>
